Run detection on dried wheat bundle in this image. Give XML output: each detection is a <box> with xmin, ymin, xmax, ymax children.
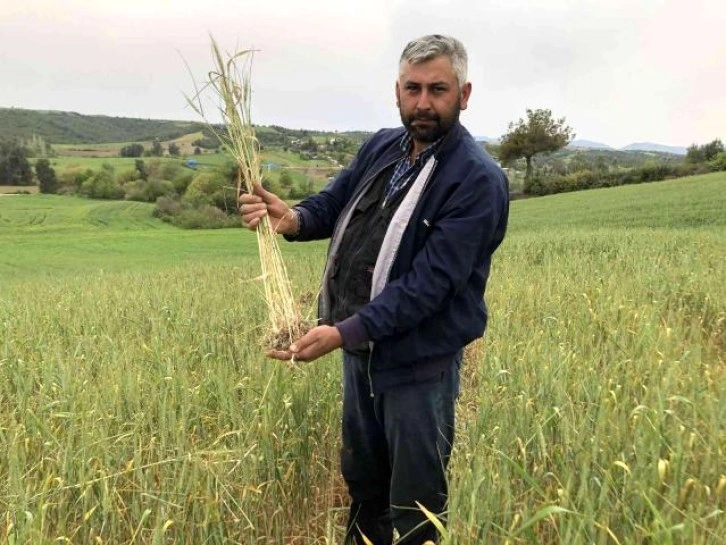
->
<box><xmin>186</xmin><ymin>36</ymin><xmax>308</xmax><ymax>350</ymax></box>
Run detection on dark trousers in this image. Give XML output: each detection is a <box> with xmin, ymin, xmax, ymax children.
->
<box><xmin>341</xmin><ymin>351</ymin><xmax>460</xmax><ymax>545</ymax></box>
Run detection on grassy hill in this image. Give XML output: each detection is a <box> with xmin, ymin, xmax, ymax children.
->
<box><xmin>509</xmin><ymin>171</ymin><xmax>725</xmax><ymax>232</ymax></box>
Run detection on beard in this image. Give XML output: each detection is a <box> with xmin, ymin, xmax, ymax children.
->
<box><xmin>400</xmin><ymin>104</ymin><xmax>461</xmax><ymax>144</ymax></box>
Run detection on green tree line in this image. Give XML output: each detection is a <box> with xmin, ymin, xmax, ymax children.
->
<box><xmin>491</xmin><ymin>108</ymin><xmax>725</xmax><ymax>196</ymax></box>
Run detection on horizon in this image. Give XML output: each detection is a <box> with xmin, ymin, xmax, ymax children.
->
<box><xmin>0</xmin><ymin>105</ymin><xmax>697</xmax><ymax>151</ymax></box>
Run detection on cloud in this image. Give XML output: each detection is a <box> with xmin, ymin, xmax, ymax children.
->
<box><xmin>0</xmin><ymin>0</ymin><xmax>723</xmax><ymax>146</ymax></box>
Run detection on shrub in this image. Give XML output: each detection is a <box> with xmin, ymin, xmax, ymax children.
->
<box><xmin>120</xmin><ymin>143</ymin><xmax>144</xmax><ymax>157</ymax></box>
<box><xmin>289</xmin><ymin>179</ymin><xmax>314</xmax><ymax>200</ymax></box>
<box><xmin>58</xmin><ymin>166</ymin><xmax>94</xmax><ymax>195</ymax></box>
<box><xmin>524</xmin><ymin>161</ymin><xmax>714</xmax><ymax>197</ymax></box>
<box><xmin>79</xmin><ymin>167</ymin><xmax>124</xmax><ymax>200</ymax></box>
<box><xmin>710</xmin><ymin>152</ymin><xmax>726</xmax><ymax>172</ymax></box>
<box><xmin>184</xmin><ymin>171</ymin><xmax>237</xmax><ymax>214</ymax></box>
<box><xmin>173</xmin><ymin>205</ymin><xmax>233</xmax><ymax>229</ymax></box>
<box><xmin>184</xmin><ymin>172</ymin><xmax>221</xmax><ymax>207</ymax></box>
<box><xmin>172</xmin><ymin>172</ymin><xmax>194</xmax><ymax>195</ymax></box>
<box><xmin>125</xmin><ymin>178</ymin><xmax>175</xmax><ymax>202</ymax></box>
<box><xmin>153</xmin><ymin>195</ymin><xmax>184</xmax><ymax>221</ymax></box>
<box><xmin>117</xmin><ymin>168</ymin><xmax>141</xmax><ymax>185</ymax></box>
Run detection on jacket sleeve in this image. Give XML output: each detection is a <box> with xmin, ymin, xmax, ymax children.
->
<box><xmin>351</xmin><ymin>163</ymin><xmax>509</xmax><ymax>343</ymax></box>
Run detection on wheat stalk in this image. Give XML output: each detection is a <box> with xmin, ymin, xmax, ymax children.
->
<box><xmin>185</xmin><ymin>36</ymin><xmax>306</xmax><ymax>348</ymax></box>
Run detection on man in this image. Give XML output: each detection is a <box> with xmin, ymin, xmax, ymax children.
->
<box><xmin>240</xmin><ymin>34</ymin><xmax>508</xmax><ymax>544</ymax></box>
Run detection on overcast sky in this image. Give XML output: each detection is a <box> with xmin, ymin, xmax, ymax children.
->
<box><xmin>1</xmin><ymin>0</ymin><xmax>724</xmax><ymax>148</ymax></box>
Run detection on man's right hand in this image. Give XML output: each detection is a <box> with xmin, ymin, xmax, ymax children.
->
<box><xmin>238</xmin><ymin>184</ymin><xmax>298</xmax><ymax>235</ymax></box>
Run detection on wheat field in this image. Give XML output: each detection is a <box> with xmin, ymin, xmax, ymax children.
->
<box><xmin>1</xmin><ymin>173</ymin><xmax>724</xmax><ymax>543</ymax></box>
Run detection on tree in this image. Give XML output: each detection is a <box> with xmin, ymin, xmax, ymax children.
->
<box><xmin>703</xmin><ymin>139</ymin><xmax>724</xmax><ymax>161</ymax></box>
<box><xmin>135</xmin><ymin>159</ymin><xmax>148</xmax><ymax>181</ymax></box>
<box><xmin>120</xmin><ymin>143</ymin><xmax>145</xmax><ymax>157</ymax></box>
<box><xmin>0</xmin><ymin>140</ymin><xmax>33</xmax><ymax>185</ymax></box>
<box><xmin>168</xmin><ymin>142</ymin><xmax>181</xmax><ymax>157</ymax></box>
<box><xmin>35</xmin><ymin>158</ymin><xmax>58</xmax><ymax>194</ymax></box>
<box><xmin>686</xmin><ymin>139</ymin><xmax>724</xmax><ymax>163</ymax></box>
<box><xmin>150</xmin><ymin>138</ymin><xmax>164</xmax><ymax>157</ymax></box>
<box><xmin>23</xmin><ymin>134</ymin><xmax>53</xmax><ymax>158</ymax></box>
<box><xmin>498</xmin><ymin>109</ymin><xmax>574</xmax><ymax>183</ymax></box>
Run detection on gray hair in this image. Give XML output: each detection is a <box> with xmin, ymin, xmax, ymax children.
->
<box><xmin>399</xmin><ymin>34</ymin><xmax>468</xmax><ymax>88</ymax></box>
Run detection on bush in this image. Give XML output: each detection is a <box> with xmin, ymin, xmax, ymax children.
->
<box><xmin>261</xmin><ymin>177</ymin><xmax>283</xmax><ymax>197</ymax></box>
<box><xmin>289</xmin><ymin>179</ymin><xmax>314</xmax><ymax>200</ymax></box>
<box><xmin>125</xmin><ymin>178</ymin><xmax>175</xmax><ymax>202</ymax></box>
<box><xmin>172</xmin><ymin>172</ymin><xmax>194</xmax><ymax>195</ymax></box>
<box><xmin>154</xmin><ymin>197</ymin><xmax>237</xmax><ymax>229</ymax></box>
<box><xmin>117</xmin><ymin>167</ymin><xmax>141</xmax><ymax>185</ymax></box>
<box><xmin>191</xmin><ymin>136</ymin><xmax>219</xmax><ymax>150</ymax></box>
<box><xmin>174</xmin><ymin>205</ymin><xmax>233</xmax><ymax>229</ymax></box>
<box><xmin>160</xmin><ymin>160</ymin><xmax>184</xmax><ymax>182</ymax></box>
<box><xmin>184</xmin><ymin>171</ymin><xmax>237</xmax><ymax>213</ymax></box>
<box><xmin>184</xmin><ymin>172</ymin><xmax>221</xmax><ymax>207</ymax></box>
<box><xmin>524</xmin><ymin>161</ymin><xmax>714</xmax><ymax>197</ymax></box>
<box><xmin>120</xmin><ymin>143</ymin><xmax>144</xmax><ymax>157</ymax></box>
<box><xmin>153</xmin><ymin>195</ymin><xmax>184</xmax><ymax>221</ymax></box>
<box><xmin>58</xmin><ymin>166</ymin><xmax>94</xmax><ymax>194</ymax></box>
<box><xmin>79</xmin><ymin>166</ymin><xmax>124</xmax><ymax>200</ymax></box>
<box><xmin>154</xmin><ymin>201</ymin><xmax>233</xmax><ymax>229</ymax></box>
<box><xmin>709</xmin><ymin>152</ymin><xmax>726</xmax><ymax>172</ymax></box>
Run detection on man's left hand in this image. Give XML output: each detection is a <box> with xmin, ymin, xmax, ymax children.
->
<box><xmin>267</xmin><ymin>325</ymin><xmax>343</xmax><ymax>363</ymax></box>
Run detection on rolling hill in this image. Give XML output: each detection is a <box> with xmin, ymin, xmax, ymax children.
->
<box><xmin>0</xmin><ymin>108</ymin><xmax>371</xmax><ymax>149</ymax></box>
<box><xmin>0</xmin><ymin>107</ymin><xmax>206</xmax><ymax>144</ymax></box>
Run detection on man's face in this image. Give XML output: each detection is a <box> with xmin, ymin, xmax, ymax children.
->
<box><xmin>396</xmin><ymin>55</ymin><xmax>472</xmax><ymax>147</ymax></box>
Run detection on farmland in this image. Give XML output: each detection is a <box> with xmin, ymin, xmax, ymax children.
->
<box><xmin>1</xmin><ymin>173</ymin><xmax>725</xmax><ymax>543</ymax></box>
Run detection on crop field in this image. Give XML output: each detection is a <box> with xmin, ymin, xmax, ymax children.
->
<box><xmin>1</xmin><ymin>173</ymin><xmax>724</xmax><ymax>543</ymax></box>
<box><xmin>53</xmin><ymin>133</ymin><xmax>206</xmax><ymax>159</ymax></box>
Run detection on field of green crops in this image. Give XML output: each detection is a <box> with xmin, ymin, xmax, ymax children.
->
<box><xmin>1</xmin><ymin>173</ymin><xmax>724</xmax><ymax>543</ymax></box>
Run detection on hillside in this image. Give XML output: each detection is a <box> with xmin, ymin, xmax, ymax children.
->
<box><xmin>567</xmin><ymin>140</ymin><xmax>687</xmax><ymax>155</ymax></box>
<box><xmin>621</xmin><ymin>142</ymin><xmax>688</xmax><ymax>155</ymax></box>
<box><xmin>532</xmin><ymin>146</ymin><xmax>685</xmax><ymax>171</ymax></box>
<box><xmin>0</xmin><ymin>108</ymin><xmax>208</xmax><ymax>144</ymax></box>
<box><xmin>567</xmin><ymin>139</ymin><xmax>615</xmax><ymax>151</ymax></box>
<box><xmin>0</xmin><ymin>108</ymin><xmax>371</xmax><ymax>148</ymax></box>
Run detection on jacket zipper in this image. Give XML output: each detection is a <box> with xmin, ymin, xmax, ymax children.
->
<box><xmin>354</xmin><ymin>159</ymin><xmax>401</xmax><ymax>400</ymax></box>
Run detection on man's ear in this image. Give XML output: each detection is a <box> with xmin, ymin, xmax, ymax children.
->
<box><xmin>395</xmin><ymin>80</ymin><xmax>401</xmax><ymax>107</ymax></box>
<box><xmin>459</xmin><ymin>82</ymin><xmax>472</xmax><ymax>111</ymax></box>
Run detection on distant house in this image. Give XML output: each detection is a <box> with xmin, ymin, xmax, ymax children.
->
<box><xmin>262</xmin><ymin>162</ymin><xmax>281</xmax><ymax>170</ymax></box>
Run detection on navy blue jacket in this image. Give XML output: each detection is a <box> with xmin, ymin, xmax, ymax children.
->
<box><xmin>292</xmin><ymin>122</ymin><xmax>509</xmax><ymax>392</ymax></box>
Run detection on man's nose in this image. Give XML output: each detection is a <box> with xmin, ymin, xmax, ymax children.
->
<box><xmin>415</xmin><ymin>90</ymin><xmax>432</xmax><ymax>110</ymax></box>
